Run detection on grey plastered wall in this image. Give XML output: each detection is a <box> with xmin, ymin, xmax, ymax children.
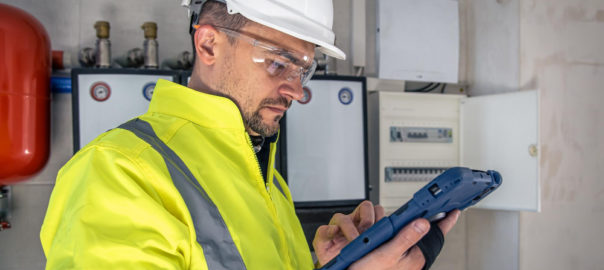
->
<box><xmin>518</xmin><ymin>0</ymin><xmax>604</xmax><ymax>269</ymax></box>
<box><xmin>462</xmin><ymin>0</ymin><xmax>604</xmax><ymax>270</ymax></box>
<box><xmin>0</xmin><ymin>93</ymin><xmax>73</xmax><ymax>270</ymax></box>
<box><xmin>0</xmin><ymin>0</ymin><xmax>191</xmax><ymax>69</ymax></box>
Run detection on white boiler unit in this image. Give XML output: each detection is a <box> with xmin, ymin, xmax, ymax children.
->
<box><xmin>72</xmin><ymin>68</ymin><xmax>179</xmax><ymax>151</ymax></box>
<box><xmin>281</xmin><ymin>76</ymin><xmax>368</xmax><ymax>207</ymax></box>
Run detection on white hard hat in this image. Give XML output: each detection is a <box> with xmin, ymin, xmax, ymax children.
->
<box><xmin>181</xmin><ymin>0</ymin><xmax>346</xmax><ymax>60</ymax></box>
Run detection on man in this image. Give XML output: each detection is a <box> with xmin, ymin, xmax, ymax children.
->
<box><xmin>41</xmin><ymin>0</ymin><xmax>459</xmax><ymax>269</ymax></box>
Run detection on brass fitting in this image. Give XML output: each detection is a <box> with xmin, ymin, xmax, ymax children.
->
<box><xmin>94</xmin><ymin>21</ymin><xmax>110</xmax><ymax>39</ymax></box>
<box><xmin>141</xmin><ymin>22</ymin><xmax>157</xmax><ymax>39</ymax></box>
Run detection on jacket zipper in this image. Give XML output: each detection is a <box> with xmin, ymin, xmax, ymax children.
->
<box><xmin>245</xmin><ymin>134</ymin><xmax>293</xmax><ymax>268</ymax></box>
<box><xmin>245</xmin><ymin>135</ymin><xmax>270</xmax><ymax>192</ymax></box>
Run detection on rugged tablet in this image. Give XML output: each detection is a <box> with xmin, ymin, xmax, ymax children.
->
<box><xmin>320</xmin><ymin>167</ymin><xmax>502</xmax><ymax>270</ymax></box>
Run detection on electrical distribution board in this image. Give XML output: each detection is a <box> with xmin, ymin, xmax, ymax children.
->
<box><xmin>370</xmin><ymin>93</ymin><xmax>462</xmax><ymax>212</ymax></box>
<box><xmin>369</xmin><ymin>90</ymin><xmax>539</xmax><ymax>213</ymax></box>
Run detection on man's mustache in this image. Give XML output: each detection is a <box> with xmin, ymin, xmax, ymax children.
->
<box><xmin>259</xmin><ymin>96</ymin><xmax>291</xmax><ymax>109</ymax></box>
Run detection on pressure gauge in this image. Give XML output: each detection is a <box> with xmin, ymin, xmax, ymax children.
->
<box><xmin>90</xmin><ymin>82</ymin><xmax>111</xmax><ymax>102</ymax></box>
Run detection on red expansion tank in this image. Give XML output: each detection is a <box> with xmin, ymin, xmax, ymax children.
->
<box><xmin>0</xmin><ymin>3</ymin><xmax>51</xmax><ymax>184</ymax></box>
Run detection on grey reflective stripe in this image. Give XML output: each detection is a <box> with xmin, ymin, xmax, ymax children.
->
<box><xmin>273</xmin><ymin>175</ymin><xmax>286</xmax><ymax>198</ymax></box>
<box><xmin>118</xmin><ymin>119</ymin><xmax>246</xmax><ymax>270</ymax></box>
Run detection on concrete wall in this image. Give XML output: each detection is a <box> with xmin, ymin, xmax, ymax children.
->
<box><xmin>518</xmin><ymin>0</ymin><xmax>604</xmax><ymax>269</ymax></box>
<box><xmin>0</xmin><ymin>93</ymin><xmax>72</xmax><ymax>270</ymax></box>
<box><xmin>0</xmin><ymin>0</ymin><xmax>190</xmax><ymax>69</ymax></box>
<box><xmin>465</xmin><ymin>0</ymin><xmax>520</xmax><ymax>95</ymax></box>
<box><xmin>462</xmin><ymin>0</ymin><xmax>604</xmax><ymax>270</ymax></box>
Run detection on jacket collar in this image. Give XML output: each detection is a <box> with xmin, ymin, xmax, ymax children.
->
<box><xmin>148</xmin><ymin>79</ymin><xmax>245</xmax><ymax>131</ymax></box>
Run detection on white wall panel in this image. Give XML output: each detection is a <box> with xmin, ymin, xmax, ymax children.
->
<box><xmin>466</xmin><ymin>0</ymin><xmax>520</xmax><ymax>95</ymax></box>
<box><xmin>378</xmin><ymin>0</ymin><xmax>460</xmax><ymax>83</ymax></box>
<box><xmin>74</xmin><ymin>73</ymin><xmax>175</xmax><ymax>149</ymax></box>
<box><xmin>286</xmin><ymin>79</ymin><xmax>366</xmax><ymax>203</ymax></box>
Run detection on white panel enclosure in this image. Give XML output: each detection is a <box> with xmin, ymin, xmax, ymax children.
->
<box><xmin>378</xmin><ymin>0</ymin><xmax>460</xmax><ymax>83</ymax></box>
<box><xmin>286</xmin><ymin>79</ymin><xmax>366</xmax><ymax>203</ymax></box>
<box><xmin>460</xmin><ymin>90</ymin><xmax>540</xmax><ymax>211</ymax></box>
<box><xmin>74</xmin><ymin>71</ymin><xmax>176</xmax><ymax>150</ymax></box>
<box><xmin>373</xmin><ymin>90</ymin><xmax>539</xmax><ymax>213</ymax></box>
<box><xmin>376</xmin><ymin>92</ymin><xmax>462</xmax><ymax>213</ymax></box>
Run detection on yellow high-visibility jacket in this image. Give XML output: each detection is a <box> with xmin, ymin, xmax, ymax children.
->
<box><xmin>40</xmin><ymin>79</ymin><xmax>314</xmax><ymax>270</ymax></box>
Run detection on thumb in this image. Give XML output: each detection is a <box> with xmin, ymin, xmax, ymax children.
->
<box><xmin>385</xmin><ymin>218</ymin><xmax>430</xmax><ymax>257</ymax></box>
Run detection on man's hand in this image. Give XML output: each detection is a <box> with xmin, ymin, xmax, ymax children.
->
<box><xmin>313</xmin><ymin>201</ymin><xmax>384</xmax><ymax>266</ymax></box>
<box><xmin>312</xmin><ymin>200</ymin><xmax>460</xmax><ymax>269</ymax></box>
<box><xmin>349</xmin><ymin>209</ymin><xmax>460</xmax><ymax>270</ymax></box>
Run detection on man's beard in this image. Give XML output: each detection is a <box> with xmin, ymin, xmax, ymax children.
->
<box><xmin>214</xmin><ymin>56</ymin><xmax>291</xmax><ymax>137</ymax></box>
<box><xmin>244</xmin><ymin>96</ymin><xmax>291</xmax><ymax>137</ymax></box>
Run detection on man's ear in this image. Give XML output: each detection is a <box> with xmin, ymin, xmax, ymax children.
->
<box><xmin>194</xmin><ymin>25</ymin><xmax>220</xmax><ymax>66</ymax></box>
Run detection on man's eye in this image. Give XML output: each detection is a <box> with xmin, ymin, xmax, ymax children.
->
<box><xmin>266</xmin><ymin>59</ymin><xmax>288</xmax><ymax>75</ymax></box>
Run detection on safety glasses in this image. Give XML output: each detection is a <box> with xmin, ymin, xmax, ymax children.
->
<box><xmin>215</xmin><ymin>27</ymin><xmax>317</xmax><ymax>86</ymax></box>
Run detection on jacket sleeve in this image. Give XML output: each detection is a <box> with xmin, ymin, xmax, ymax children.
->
<box><xmin>40</xmin><ymin>145</ymin><xmax>197</xmax><ymax>270</ymax></box>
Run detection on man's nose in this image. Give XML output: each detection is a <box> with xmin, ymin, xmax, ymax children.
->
<box><xmin>278</xmin><ymin>80</ymin><xmax>304</xmax><ymax>101</ymax></box>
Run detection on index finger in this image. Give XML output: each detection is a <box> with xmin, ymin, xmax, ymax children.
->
<box><xmin>329</xmin><ymin>213</ymin><xmax>360</xmax><ymax>241</ymax></box>
<box><xmin>351</xmin><ymin>201</ymin><xmax>376</xmax><ymax>233</ymax></box>
<box><xmin>374</xmin><ymin>204</ymin><xmax>385</xmax><ymax>221</ymax></box>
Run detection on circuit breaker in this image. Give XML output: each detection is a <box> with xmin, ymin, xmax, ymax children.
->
<box><xmin>369</xmin><ymin>90</ymin><xmax>539</xmax><ymax>213</ymax></box>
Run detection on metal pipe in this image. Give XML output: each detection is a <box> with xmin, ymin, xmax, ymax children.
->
<box><xmin>114</xmin><ymin>48</ymin><xmax>144</xmax><ymax>68</ymax></box>
<box><xmin>94</xmin><ymin>21</ymin><xmax>111</xmax><ymax>68</ymax></box>
<box><xmin>161</xmin><ymin>51</ymin><xmax>193</xmax><ymax>70</ymax></box>
<box><xmin>142</xmin><ymin>22</ymin><xmax>159</xmax><ymax>69</ymax></box>
<box><xmin>78</xmin><ymin>47</ymin><xmax>95</xmax><ymax>67</ymax></box>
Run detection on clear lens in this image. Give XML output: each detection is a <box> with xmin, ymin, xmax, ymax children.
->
<box><xmin>257</xmin><ymin>50</ymin><xmax>315</xmax><ymax>85</ymax></box>
<box><xmin>265</xmin><ymin>56</ymin><xmax>289</xmax><ymax>77</ymax></box>
<box><xmin>301</xmin><ymin>60</ymin><xmax>317</xmax><ymax>86</ymax></box>
<box><xmin>218</xmin><ymin>27</ymin><xmax>316</xmax><ymax>85</ymax></box>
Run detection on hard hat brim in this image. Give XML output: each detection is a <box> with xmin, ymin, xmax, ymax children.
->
<box><xmin>316</xmin><ymin>44</ymin><xmax>346</xmax><ymax>61</ymax></box>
